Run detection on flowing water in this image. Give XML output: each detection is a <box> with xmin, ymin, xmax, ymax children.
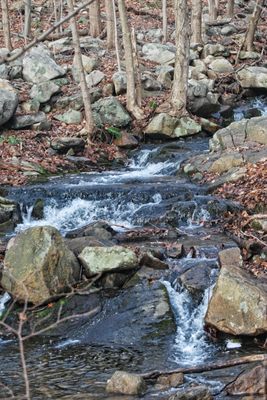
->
<box><xmin>1</xmin><ymin>99</ymin><xmax>266</xmax><ymax>399</ymax></box>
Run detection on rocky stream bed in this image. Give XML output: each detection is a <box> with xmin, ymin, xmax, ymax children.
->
<box><xmin>0</xmin><ymin>101</ymin><xmax>267</xmax><ymax>399</ymax></box>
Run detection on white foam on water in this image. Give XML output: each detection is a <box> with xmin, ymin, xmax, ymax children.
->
<box><xmin>66</xmin><ymin>161</ymin><xmax>178</xmax><ymax>187</ymax></box>
<box><xmin>55</xmin><ymin>339</ymin><xmax>80</xmax><ymax>349</ymax></box>
<box><xmin>64</xmin><ymin>148</ymin><xmax>180</xmax><ymax>187</ymax></box>
<box><xmin>225</xmin><ymin>339</ymin><xmax>242</xmax><ymax>349</ymax></box>
<box><xmin>16</xmin><ymin>193</ymin><xmax>164</xmax><ymax>234</ymax></box>
<box><xmin>163</xmin><ymin>281</ymin><xmax>215</xmax><ymax>365</ymax></box>
<box><xmin>0</xmin><ymin>292</ymin><xmax>11</xmax><ymax>318</ymax></box>
<box><xmin>234</xmin><ymin>97</ymin><xmax>267</xmax><ymax>121</ymax></box>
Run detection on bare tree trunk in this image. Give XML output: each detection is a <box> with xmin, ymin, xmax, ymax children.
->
<box><xmin>117</xmin><ymin>0</ymin><xmax>143</xmax><ymax>119</ymax></box>
<box><xmin>59</xmin><ymin>0</ymin><xmax>64</xmax><ymax>33</ymax></box>
<box><xmin>131</xmin><ymin>27</ymin><xmax>142</xmax><ymax>107</ymax></box>
<box><xmin>162</xmin><ymin>0</ymin><xmax>168</xmax><ymax>43</ymax></box>
<box><xmin>1</xmin><ymin>0</ymin><xmax>12</xmax><ymax>51</ymax></box>
<box><xmin>171</xmin><ymin>0</ymin><xmax>190</xmax><ymax>116</ymax></box>
<box><xmin>242</xmin><ymin>0</ymin><xmax>265</xmax><ymax>52</ymax></box>
<box><xmin>226</xmin><ymin>0</ymin><xmax>234</xmax><ymax>18</ymax></box>
<box><xmin>67</xmin><ymin>0</ymin><xmax>95</xmax><ymax>137</ymax></box>
<box><xmin>89</xmin><ymin>0</ymin><xmax>101</xmax><ymax>37</ymax></box>
<box><xmin>208</xmin><ymin>0</ymin><xmax>218</xmax><ymax>21</ymax></box>
<box><xmin>191</xmin><ymin>0</ymin><xmax>202</xmax><ymax>44</ymax></box>
<box><xmin>112</xmin><ymin>0</ymin><xmax>121</xmax><ymax>71</ymax></box>
<box><xmin>105</xmin><ymin>0</ymin><xmax>115</xmax><ymax>49</ymax></box>
<box><xmin>24</xmin><ymin>0</ymin><xmax>32</xmax><ymax>40</ymax></box>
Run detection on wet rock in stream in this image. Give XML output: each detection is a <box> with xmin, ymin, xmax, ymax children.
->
<box><xmin>0</xmin><ymin>196</ymin><xmax>22</xmax><ymax>235</ymax></box>
<box><xmin>169</xmin><ymin>385</ymin><xmax>213</xmax><ymax>400</ymax></box>
<box><xmin>32</xmin><ymin>281</ymin><xmax>176</xmax><ymax>353</ymax></box>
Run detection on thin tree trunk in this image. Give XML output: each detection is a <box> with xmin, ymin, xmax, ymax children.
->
<box><xmin>67</xmin><ymin>0</ymin><xmax>95</xmax><ymax>137</ymax></box>
<box><xmin>112</xmin><ymin>0</ymin><xmax>121</xmax><ymax>71</ymax></box>
<box><xmin>24</xmin><ymin>0</ymin><xmax>32</xmax><ymax>40</ymax></box>
<box><xmin>1</xmin><ymin>0</ymin><xmax>12</xmax><ymax>51</ymax></box>
<box><xmin>226</xmin><ymin>0</ymin><xmax>234</xmax><ymax>18</ymax></box>
<box><xmin>208</xmin><ymin>0</ymin><xmax>218</xmax><ymax>21</ymax></box>
<box><xmin>53</xmin><ymin>0</ymin><xmax>59</xmax><ymax>33</ymax></box>
<box><xmin>242</xmin><ymin>0</ymin><xmax>265</xmax><ymax>52</ymax></box>
<box><xmin>59</xmin><ymin>0</ymin><xmax>64</xmax><ymax>33</ymax></box>
<box><xmin>89</xmin><ymin>0</ymin><xmax>101</xmax><ymax>37</ymax></box>
<box><xmin>171</xmin><ymin>0</ymin><xmax>190</xmax><ymax>116</ymax></box>
<box><xmin>105</xmin><ymin>0</ymin><xmax>115</xmax><ymax>49</ymax></box>
<box><xmin>191</xmin><ymin>0</ymin><xmax>202</xmax><ymax>44</ymax></box>
<box><xmin>131</xmin><ymin>27</ymin><xmax>142</xmax><ymax>107</ymax></box>
<box><xmin>162</xmin><ymin>0</ymin><xmax>168</xmax><ymax>43</ymax></box>
<box><xmin>117</xmin><ymin>0</ymin><xmax>143</xmax><ymax>119</ymax></box>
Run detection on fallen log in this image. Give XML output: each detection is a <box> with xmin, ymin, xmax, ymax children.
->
<box><xmin>140</xmin><ymin>354</ymin><xmax>266</xmax><ymax>380</ymax></box>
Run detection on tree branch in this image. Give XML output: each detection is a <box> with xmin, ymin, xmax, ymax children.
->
<box><xmin>140</xmin><ymin>354</ymin><xmax>266</xmax><ymax>379</ymax></box>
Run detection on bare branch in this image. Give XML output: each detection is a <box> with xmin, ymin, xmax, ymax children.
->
<box><xmin>22</xmin><ymin>306</ymin><xmax>100</xmax><ymax>341</ymax></box>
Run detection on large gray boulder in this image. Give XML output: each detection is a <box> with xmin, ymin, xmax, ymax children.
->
<box><xmin>142</xmin><ymin>43</ymin><xmax>175</xmax><ymax>64</ymax></box>
<box><xmin>1</xmin><ymin>226</ymin><xmax>80</xmax><ymax>304</ymax></box>
<box><xmin>145</xmin><ymin>113</ymin><xmax>178</xmax><ymax>138</ymax></box>
<box><xmin>210</xmin><ymin>116</ymin><xmax>267</xmax><ymax>151</ymax></box>
<box><xmin>78</xmin><ymin>246</ymin><xmax>139</xmax><ymax>277</ymax></box>
<box><xmin>209</xmin><ymin>58</ymin><xmax>234</xmax><ymax>74</ymax></box>
<box><xmin>0</xmin><ymin>79</ymin><xmax>18</xmax><ymax>126</ymax></box>
<box><xmin>30</xmin><ymin>81</ymin><xmax>60</xmax><ymax>103</ymax></box>
<box><xmin>205</xmin><ymin>254</ymin><xmax>267</xmax><ymax>335</ymax></box>
<box><xmin>237</xmin><ymin>66</ymin><xmax>267</xmax><ymax>89</ymax></box>
<box><xmin>10</xmin><ymin>111</ymin><xmax>48</xmax><ymax>130</ymax></box>
<box><xmin>144</xmin><ymin>113</ymin><xmax>201</xmax><ymax>139</ymax></box>
<box><xmin>23</xmin><ymin>47</ymin><xmax>65</xmax><ymax>83</ymax></box>
<box><xmin>92</xmin><ymin>96</ymin><xmax>131</xmax><ymax>127</ymax></box>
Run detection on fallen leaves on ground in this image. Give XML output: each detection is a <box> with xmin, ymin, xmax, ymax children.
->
<box><xmin>211</xmin><ymin>161</ymin><xmax>267</xmax><ymax>277</ymax></box>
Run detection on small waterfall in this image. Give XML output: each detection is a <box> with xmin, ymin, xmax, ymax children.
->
<box><xmin>234</xmin><ymin>96</ymin><xmax>267</xmax><ymax>121</ymax></box>
<box><xmin>16</xmin><ymin>192</ymin><xmax>164</xmax><ymax>234</ymax></box>
<box><xmin>0</xmin><ymin>292</ymin><xmax>11</xmax><ymax>318</ymax></box>
<box><xmin>163</xmin><ymin>281</ymin><xmax>216</xmax><ymax>366</ymax></box>
<box><xmin>186</xmin><ymin>204</ymin><xmax>211</xmax><ymax>229</ymax></box>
